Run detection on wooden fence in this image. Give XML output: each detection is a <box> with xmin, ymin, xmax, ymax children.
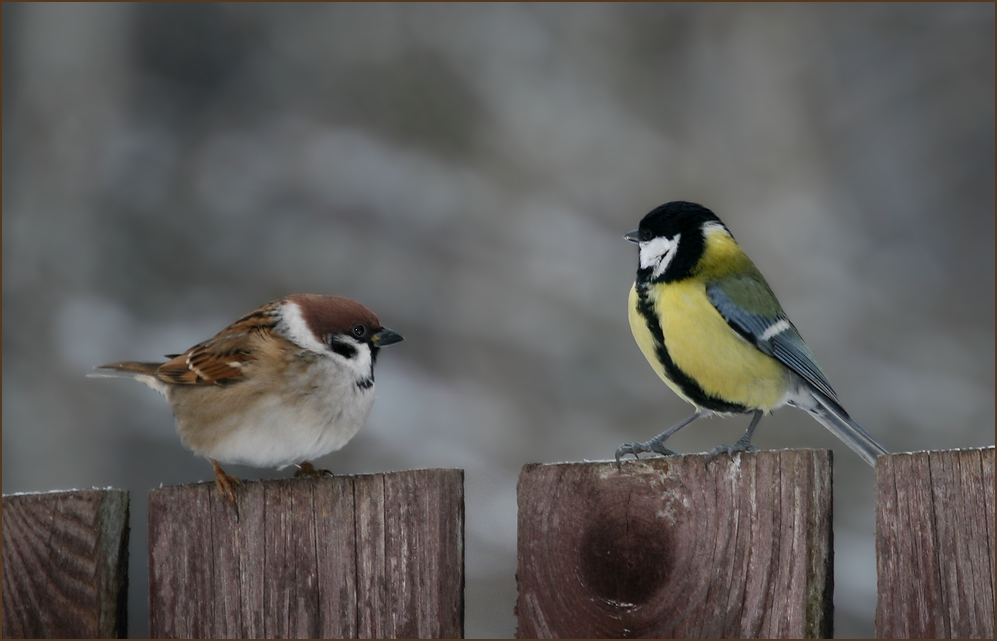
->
<box><xmin>148</xmin><ymin>469</ymin><xmax>464</xmax><ymax>638</ymax></box>
<box><xmin>2</xmin><ymin>448</ymin><xmax>993</xmax><ymax>639</ymax></box>
<box><xmin>875</xmin><ymin>449</ymin><xmax>995</xmax><ymax>638</ymax></box>
<box><xmin>2</xmin><ymin>489</ymin><xmax>129</xmax><ymax>639</ymax></box>
<box><xmin>517</xmin><ymin>450</ymin><xmax>833</xmax><ymax>638</ymax></box>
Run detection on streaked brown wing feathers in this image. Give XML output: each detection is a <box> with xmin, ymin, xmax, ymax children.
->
<box><xmin>155</xmin><ymin>301</ymin><xmax>282</xmax><ymax>386</ymax></box>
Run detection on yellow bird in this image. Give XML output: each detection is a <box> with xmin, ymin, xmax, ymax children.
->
<box><xmin>617</xmin><ymin>201</ymin><xmax>888</xmax><ymax>466</ymax></box>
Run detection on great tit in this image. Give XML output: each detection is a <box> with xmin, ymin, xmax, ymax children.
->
<box><xmin>617</xmin><ymin>201</ymin><xmax>888</xmax><ymax>466</ymax></box>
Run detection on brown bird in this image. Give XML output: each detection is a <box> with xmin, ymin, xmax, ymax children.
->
<box><xmin>90</xmin><ymin>294</ymin><xmax>403</xmax><ymax>503</ymax></box>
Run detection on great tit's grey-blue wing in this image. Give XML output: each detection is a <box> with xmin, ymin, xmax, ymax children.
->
<box><xmin>706</xmin><ymin>277</ymin><xmax>839</xmax><ymax>403</ymax></box>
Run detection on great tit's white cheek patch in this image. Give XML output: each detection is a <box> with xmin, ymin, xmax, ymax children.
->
<box><xmin>639</xmin><ymin>233</ymin><xmax>680</xmax><ymax>278</ymax></box>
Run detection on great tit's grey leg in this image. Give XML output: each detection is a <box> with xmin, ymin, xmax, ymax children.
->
<box><xmin>707</xmin><ymin>410</ymin><xmax>763</xmax><ymax>463</ymax></box>
<box><xmin>616</xmin><ymin>409</ymin><xmax>708</xmax><ymax>468</ymax></box>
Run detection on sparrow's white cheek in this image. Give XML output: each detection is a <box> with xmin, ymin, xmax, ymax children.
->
<box><xmin>278</xmin><ymin>301</ymin><xmax>327</xmax><ymax>353</ymax></box>
<box><xmin>349</xmin><ymin>342</ymin><xmax>374</xmax><ymax>382</ymax></box>
<box><xmin>640</xmin><ymin>233</ymin><xmax>680</xmax><ymax>278</ymax></box>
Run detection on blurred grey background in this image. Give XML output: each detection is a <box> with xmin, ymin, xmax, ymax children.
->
<box><xmin>2</xmin><ymin>3</ymin><xmax>994</xmax><ymax>637</ymax></box>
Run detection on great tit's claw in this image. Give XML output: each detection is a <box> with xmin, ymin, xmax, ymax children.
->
<box><xmin>615</xmin><ymin>441</ymin><xmax>680</xmax><ymax>469</ymax></box>
<box><xmin>706</xmin><ymin>442</ymin><xmax>759</xmax><ymax>465</ymax></box>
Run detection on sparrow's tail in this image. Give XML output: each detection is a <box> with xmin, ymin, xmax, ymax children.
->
<box><xmin>805</xmin><ymin>391</ymin><xmax>889</xmax><ymax>467</ymax></box>
<box><xmin>87</xmin><ymin>361</ymin><xmax>164</xmax><ymax>378</ymax></box>
<box><xmin>88</xmin><ymin>361</ymin><xmax>170</xmax><ymax>396</ymax></box>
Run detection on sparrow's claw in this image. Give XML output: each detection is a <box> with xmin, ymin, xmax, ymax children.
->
<box><xmin>615</xmin><ymin>440</ymin><xmax>680</xmax><ymax>468</ymax></box>
<box><xmin>211</xmin><ymin>459</ymin><xmax>242</xmax><ymax>505</ymax></box>
<box><xmin>294</xmin><ymin>461</ymin><xmax>333</xmax><ymax>478</ymax></box>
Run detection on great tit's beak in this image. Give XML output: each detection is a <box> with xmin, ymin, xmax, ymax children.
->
<box><xmin>372</xmin><ymin>328</ymin><xmax>404</xmax><ymax>347</ymax></box>
<box><xmin>624</xmin><ymin>230</ymin><xmax>641</xmax><ymax>244</ymax></box>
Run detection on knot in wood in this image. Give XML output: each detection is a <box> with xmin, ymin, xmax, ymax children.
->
<box><xmin>578</xmin><ymin>506</ymin><xmax>673</xmax><ymax>606</ymax></box>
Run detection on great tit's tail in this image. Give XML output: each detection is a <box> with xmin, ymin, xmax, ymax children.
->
<box><xmin>804</xmin><ymin>391</ymin><xmax>889</xmax><ymax>466</ymax></box>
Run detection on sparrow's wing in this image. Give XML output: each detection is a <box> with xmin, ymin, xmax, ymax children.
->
<box><xmin>156</xmin><ymin>301</ymin><xmax>283</xmax><ymax>386</ymax></box>
<box><xmin>706</xmin><ymin>274</ymin><xmax>839</xmax><ymax>403</ymax></box>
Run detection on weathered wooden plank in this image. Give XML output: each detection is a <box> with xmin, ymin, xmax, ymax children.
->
<box><xmin>148</xmin><ymin>484</ymin><xmax>215</xmax><ymax>638</ymax></box>
<box><xmin>314</xmin><ymin>478</ymin><xmax>359</xmax><ymax>639</ymax></box>
<box><xmin>516</xmin><ymin>450</ymin><xmax>833</xmax><ymax>639</ymax></box>
<box><xmin>210</xmin><ymin>479</ymin><xmax>255</xmax><ymax>637</ymax></box>
<box><xmin>876</xmin><ymin>447</ymin><xmax>996</xmax><ymax>639</ymax></box>
<box><xmin>2</xmin><ymin>488</ymin><xmax>129</xmax><ymax>639</ymax></box>
<box><xmin>355</xmin><ymin>473</ymin><xmax>388</xmax><ymax>639</ymax></box>
<box><xmin>148</xmin><ymin>469</ymin><xmax>464</xmax><ymax>639</ymax></box>
<box><xmin>383</xmin><ymin>469</ymin><xmax>466</xmax><ymax>638</ymax></box>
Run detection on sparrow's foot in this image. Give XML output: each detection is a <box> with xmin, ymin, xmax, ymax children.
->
<box><xmin>211</xmin><ymin>459</ymin><xmax>242</xmax><ymax>505</ymax></box>
<box><xmin>294</xmin><ymin>461</ymin><xmax>333</xmax><ymax>478</ymax></box>
<box><xmin>615</xmin><ymin>440</ymin><xmax>680</xmax><ymax>468</ymax></box>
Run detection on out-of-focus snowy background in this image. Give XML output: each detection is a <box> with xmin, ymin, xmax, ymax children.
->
<box><xmin>3</xmin><ymin>3</ymin><xmax>994</xmax><ymax>637</ymax></box>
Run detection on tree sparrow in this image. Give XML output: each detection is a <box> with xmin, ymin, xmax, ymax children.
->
<box><xmin>90</xmin><ymin>294</ymin><xmax>403</xmax><ymax>503</ymax></box>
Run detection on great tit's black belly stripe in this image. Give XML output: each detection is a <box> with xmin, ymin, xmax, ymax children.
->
<box><xmin>635</xmin><ymin>286</ymin><xmax>750</xmax><ymax>414</ymax></box>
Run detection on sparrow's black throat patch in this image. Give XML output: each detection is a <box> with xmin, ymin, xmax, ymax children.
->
<box><xmin>327</xmin><ymin>336</ymin><xmax>358</xmax><ymax>359</ymax></box>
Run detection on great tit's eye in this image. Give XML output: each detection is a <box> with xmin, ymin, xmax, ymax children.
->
<box><xmin>352</xmin><ymin>324</ymin><xmax>367</xmax><ymax>339</ymax></box>
<box><xmin>640</xmin><ymin>229</ymin><xmax>652</xmax><ymax>242</ymax></box>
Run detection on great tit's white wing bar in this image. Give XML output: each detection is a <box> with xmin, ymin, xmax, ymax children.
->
<box><xmin>705</xmin><ymin>281</ymin><xmax>779</xmax><ymax>340</ymax></box>
<box><xmin>706</xmin><ymin>282</ymin><xmax>839</xmax><ymax>402</ymax></box>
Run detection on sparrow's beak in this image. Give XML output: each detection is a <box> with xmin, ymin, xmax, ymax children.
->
<box><xmin>371</xmin><ymin>328</ymin><xmax>404</xmax><ymax>347</ymax></box>
<box><xmin>624</xmin><ymin>230</ymin><xmax>641</xmax><ymax>244</ymax></box>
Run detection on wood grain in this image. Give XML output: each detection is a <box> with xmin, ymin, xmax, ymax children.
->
<box><xmin>516</xmin><ymin>450</ymin><xmax>833</xmax><ymax>638</ymax></box>
<box><xmin>875</xmin><ymin>447</ymin><xmax>995</xmax><ymax>639</ymax></box>
<box><xmin>148</xmin><ymin>469</ymin><xmax>464</xmax><ymax>639</ymax></box>
<box><xmin>2</xmin><ymin>488</ymin><xmax>130</xmax><ymax>639</ymax></box>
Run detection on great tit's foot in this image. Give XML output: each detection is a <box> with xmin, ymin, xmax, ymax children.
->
<box><xmin>294</xmin><ymin>461</ymin><xmax>333</xmax><ymax>478</ymax></box>
<box><xmin>706</xmin><ymin>440</ymin><xmax>759</xmax><ymax>465</ymax></box>
<box><xmin>211</xmin><ymin>459</ymin><xmax>243</xmax><ymax>506</ymax></box>
<box><xmin>616</xmin><ymin>410</ymin><xmax>709</xmax><ymax>468</ymax></box>
<box><xmin>615</xmin><ymin>440</ymin><xmax>680</xmax><ymax>468</ymax></box>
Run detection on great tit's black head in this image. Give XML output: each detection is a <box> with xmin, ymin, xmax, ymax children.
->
<box><xmin>630</xmin><ymin>201</ymin><xmax>725</xmax><ymax>243</ymax></box>
<box><xmin>625</xmin><ymin>201</ymin><xmax>728</xmax><ymax>283</ymax></box>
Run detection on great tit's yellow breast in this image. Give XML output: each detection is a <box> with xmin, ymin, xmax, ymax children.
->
<box><xmin>628</xmin><ymin>282</ymin><xmax>694</xmax><ymax>404</ymax></box>
<box><xmin>629</xmin><ymin>279</ymin><xmax>791</xmax><ymax>413</ymax></box>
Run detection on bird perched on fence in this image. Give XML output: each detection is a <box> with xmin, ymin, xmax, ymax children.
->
<box><xmin>617</xmin><ymin>201</ymin><xmax>888</xmax><ymax>466</ymax></box>
<box><xmin>90</xmin><ymin>294</ymin><xmax>403</xmax><ymax>504</ymax></box>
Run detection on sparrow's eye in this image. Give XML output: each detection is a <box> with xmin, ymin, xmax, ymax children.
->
<box><xmin>352</xmin><ymin>324</ymin><xmax>367</xmax><ymax>339</ymax></box>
